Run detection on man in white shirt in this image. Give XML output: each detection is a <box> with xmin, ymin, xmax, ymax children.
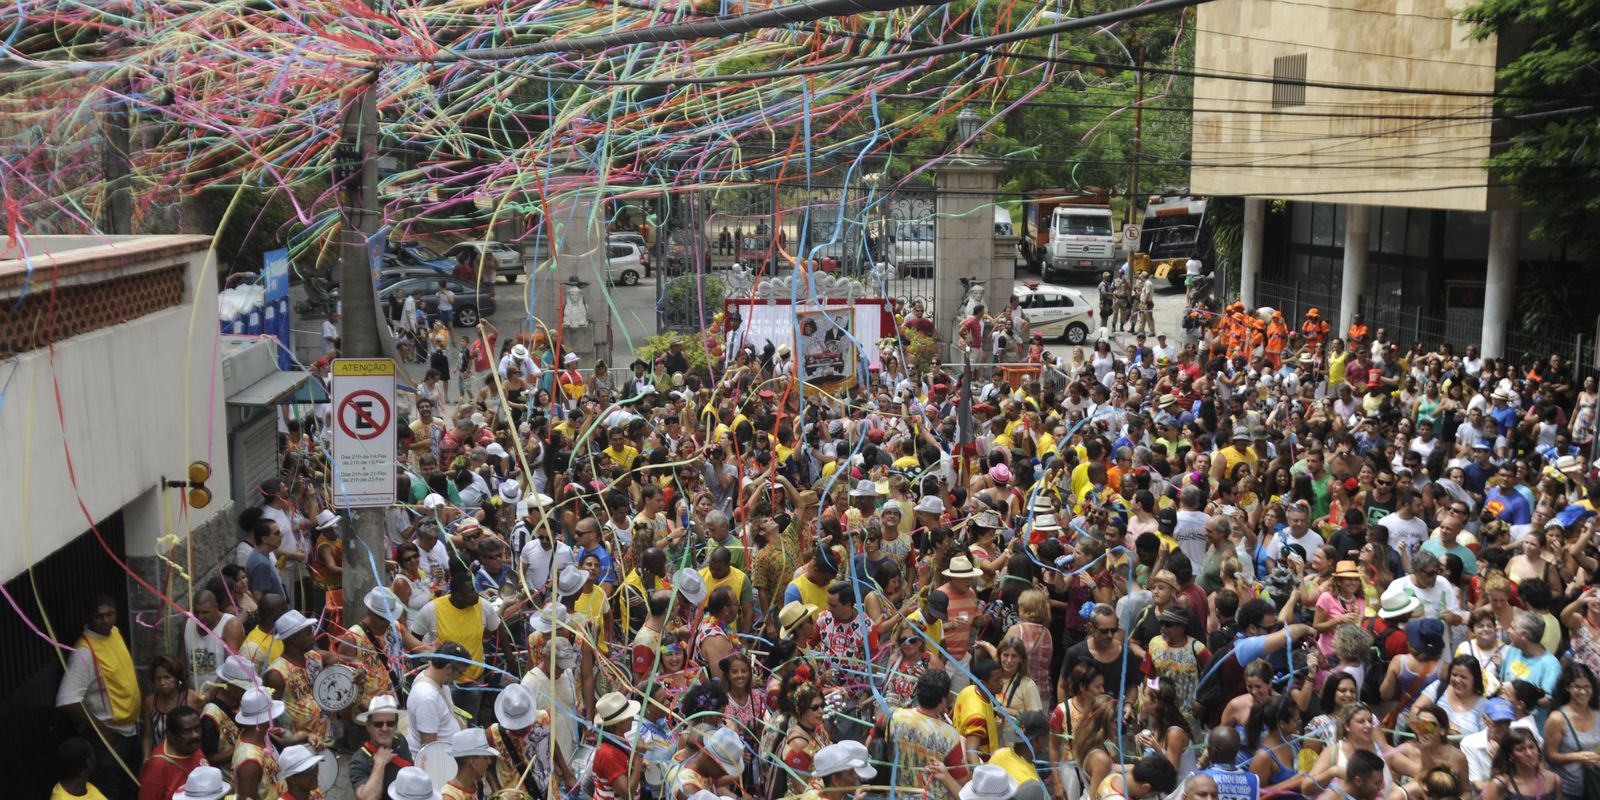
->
<box><xmin>405</xmin><ymin>642</ymin><xmax>471</xmax><ymax>751</ymax></box>
<box><xmin>1173</xmin><ymin>485</ymin><xmax>1212</xmax><ymax>567</ymax></box>
<box><xmin>1461</xmin><ymin>345</ymin><xmax>1483</xmax><ymax>380</ymax></box>
<box><xmin>1461</xmin><ymin>698</ymin><xmax>1515</xmax><ymax>790</ymax></box>
<box><xmin>498</xmin><ymin>344</ymin><xmax>538</xmax><ymax>381</ymax></box>
<box><xmin>1152</xmin><ymin>333</ymin><xmax>1176</xmax><ymax>364</ymax></box>
<box><xmin>400</xmin><ymin>288</ymin><xmax>422</xmax><ymax>334</ymax></box>
<box><xmin>320</xmin><ymin>310</ymin><xmax>341</xmax><ymax>352</ymax></box>
<box><xmin>413</xmin><ymin>519</ymin><xmax>452</xmax><ymax>594</ymax></box>
<box><xmin>57</xmin><ymin>598</ymin><xmax>143</xmax><ymax>799</ymax></box>
<box><xmin>519</xmin><ymin>513</ymin><xmax>574</xmax><ymax>598</ymax></box>
<box><xmin>1376</xmin><ymin>489</ymin><xmax>1429</xmax><ymax>554</ymax></box>
<box><xmin>1387</xmin><ymin>549</ymin><xmax>1466</xmax><ymax>626</ymax></box>
<box><xmin>1265</xmin><ymin>504</ymin><xmax>1324</xmax><ymax>564</ymax></box>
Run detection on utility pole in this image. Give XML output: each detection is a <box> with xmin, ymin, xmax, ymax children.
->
<box><xmin>336</xmin><ymin>68</ymin><xmax>388</xmax><ymax>627</ymax></box>
<box><xmin>101</xmin><ymin>73</ymin><xmax>133</xmax><ymax>235</ymax></box>
<box><xmin>1127</xmin><ymin>48</ymin><xmax>1145</xmax><ymax>230</ymax></box>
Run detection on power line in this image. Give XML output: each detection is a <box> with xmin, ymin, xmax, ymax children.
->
<box><xmin>451</xmin><ymin>0</ymin><xmax>1212</xmax><ymax>85</ymax></box>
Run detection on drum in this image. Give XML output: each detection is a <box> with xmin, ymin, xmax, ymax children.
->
<box><xmin>416</xmin><ymin>740</ymin><xmax>458</xmax><ymax>790</ymax></box>
<box><xmin>312</xmin><ymin>664</ymin><xmax>359</xmax><ymax>712</ymax></box>
<box><xmin>316</xmin><ymin>750</ymin><xmax>338</xmax><ymax>792</ymax></box>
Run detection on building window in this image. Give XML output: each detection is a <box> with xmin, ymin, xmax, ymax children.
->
<box><xmin>1273</xmin><ymin>54</ymin><xmax>1308</xmax><ymax>108</ymax></box>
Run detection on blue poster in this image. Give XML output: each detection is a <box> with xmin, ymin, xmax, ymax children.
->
<box><xmin>262</xmin><ymin>248</ymin><xmax>292</xmax><ymax>369</ymax></box>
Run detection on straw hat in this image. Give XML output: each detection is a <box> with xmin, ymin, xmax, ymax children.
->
<box><xmin>778</xmin><ymin>601</ymin><xmax>818</xmax><ymax>637</ymax></box>
<box><xmin>594</xmin><ymin>691</ymin><xmax>642</xmax><ymax>727</ymax></box>
<box><xmin>942</xmin><ymin>555</ymin><xmax>983</xmax><ymax>579</ymax></box>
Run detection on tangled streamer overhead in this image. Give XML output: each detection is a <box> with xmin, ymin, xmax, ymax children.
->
<box><xmin>0</xmin><ymin>0</ymin><xmax>1110</xmax><ymax>254</ymax></box>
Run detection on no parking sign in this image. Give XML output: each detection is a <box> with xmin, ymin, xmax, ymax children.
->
<box><xmin>331</xmin><ymin>358</ymin><xmax>397</xmax><ymax>508</ymax></box>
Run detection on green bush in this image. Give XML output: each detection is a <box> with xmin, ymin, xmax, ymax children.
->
<box><xmin>638</xmin><ymin>332</ymin><xmax>712</xmax><ymax>374</ymax></box>
<box><xmin>661</xmin><ymin>274</ymin><xmax>726</xmax><ymax>327</ymax></box>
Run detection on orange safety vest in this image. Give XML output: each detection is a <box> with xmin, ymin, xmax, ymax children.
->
<box><xmin>1266</xmin><ymin>320</ymin><xmax>1288</xmax><ymax>352</ymax></box>
<box><xmin>1348</xmin><ymin>323</ymin><xmax>1368</xmax><ymax>344</ymax></box>
<box><xmin>1301</xmin><ymin>318</ymin><xmax>1328</xmax><ymax>346</ymax></box>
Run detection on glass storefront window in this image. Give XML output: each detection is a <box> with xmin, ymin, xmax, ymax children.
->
<box><xmin>1292</xmin><ymin>202</ymin><xmax>1312</xmax><ymax>244</ymax></box>
<box><xmin>1407</xmin><ymin>210</ymin><xmax>1432</xmax><ymax>258</ymax></box>
<box><xmin>1443</xmin><ymin>211</ymin><xmax>1490</xmax><ymax>260</ymax></box>
<box><xmin>1382</xmin><ymin>207</ymin><xmax>1406</xmax><ymax>254</ymax></box>
<box><xmin>1312</xmin><ymin>204</ymin><xmax>1336</xmax><ymax>247</ymax></box>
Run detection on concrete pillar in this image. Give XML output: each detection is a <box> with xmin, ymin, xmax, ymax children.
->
<box><xmin>1240</xmin><ymin>197</ymin><xmax>1265</xmax><ymax>308</ymax></box>
<box><xmin>534</xmin><ymin>172</ymin><xmax>609</xmax><ymax>359</ymax></box>
<box><xmin>1338</xmin><ymin>205</ymin><xmax>1370</xmax><ymax>334</ymax></box>
<box><xmin>1481</xmin><ymin>209</ymin><xmax>1519</xmax><ymax>359</ymax></box>
<box><xmin>934</xmin><ymin>159</ymin><xmax>1002</xmax><ymax>359</ymax></box>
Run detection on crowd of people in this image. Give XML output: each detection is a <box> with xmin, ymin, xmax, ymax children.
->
<box><xmin>49</xmin><ymin>275</ymin><xmax>1600</xmax><ymax>800</ymax></box>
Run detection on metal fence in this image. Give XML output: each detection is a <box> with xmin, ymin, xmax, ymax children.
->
<box><xmin>655</xmin><ymin>178</ymin><xmax>941</xmax><ymax>333</ymax></box>
<box><xmin>1255</xmin><ymin>276</ymin><xmax>1595</xmax><ymax>375</ymax></box>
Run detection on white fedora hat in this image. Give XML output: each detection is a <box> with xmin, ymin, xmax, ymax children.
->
<box><xmin>674</xmin><ymin>567</ymin><xmax>709</xmax><ymax>605</ymax></box>
<box><xmin>960</xmin><ymin>764</ymin><xmax>1020</xmax><ymax>800</ymax></box>
<box><xmin>556</xmin><ymin>564</ymin><xmax>589</xmax><ymax>599</ymax></box>
<box><xmin>314</xmin><ymin>509</ymin><xmax>340</xmax><ymax>530</ymax></box>
<box><xmin>530</xmin><ymin>603</ymin><xmax>569</xmax><ymax>634</ymax></box>
<box><xmin>387</xmin><ymin>766</ymin><xmax>443</xmax><ymax>800</ymax></box>
<box><xmin>914</xmin><ymin>495</ymin><xmax>945</xmax><ymax>515</ymax></box>
<box><xmin>356</xmin><ymin>694</ymin><xmax>402</xmax><ymax>724</ymax></box>
<box><xmin>497</xmin><ymin>480</ymin><xmax>522</xmax><ymax>505</ymax></box>
<box><xmin>364</xmin><ymin>587</ymin><xmax>405</xmax><ymax>623</ymax></box>
<box><xmin>702</xmin><ymin>727</ymin><xmax>745</xmax><ymax>776</ymax></box>
<box><xmin>234</xmin><ymin>686</ymin><xmax>285</xmax><ymax>726</ymax></box>
<box><xmin>173</xmin><ymin>765</ymin><xmax>230</xmax><ymax>800</ymax></box>
<box><xmin>849</xmin><ymin>478</ymin><xmax>879</xmax><ymax>498</ymax></box>
<box><xmin>812</xmin><ymin>740</ymin><xmax>876</xmax><ymax>780</ymax></box>
<box><xmin>494</xmin><ymin>683</ymin><xmax>539</xmax><ymax>730</ymax></box>
<box><xmin>211</xmin><ymin>654</ymin><xmax>259</xmax><ymax>691</ymax></box>
<box><xmin>272</xmin><ymin>609</ymin><xmax>316</xmax><ymax>639</ymax></box>
<box><xmin>278</xmin><ymin>744</ymin><xmax>322</xmax><ymax>780</ymax></box>
<box><xmin>448</xmin><ymin>727</ymin><xmax>502</xmax><ymax>759</ymax></box>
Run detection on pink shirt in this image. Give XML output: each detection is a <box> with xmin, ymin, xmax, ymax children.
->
<box><xmin>1315</xmin><ymin>591</ymin><xmax>1367</xmax><ymax>656</ymax></box>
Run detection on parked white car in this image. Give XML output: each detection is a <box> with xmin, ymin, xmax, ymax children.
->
<box><xmin>607</xmin><ymin>242</ymin><xmax>645</xmax><ymax>286</ymax></box>
<box><xmin>1014</xmin><ymin>280</ymin><xmax>1095</xmax><ymax>344</ymax></box>
<box><xmin>444</xmin><ymin>241</ymin><xmax>521</xmax><ymax>283</ymax></box>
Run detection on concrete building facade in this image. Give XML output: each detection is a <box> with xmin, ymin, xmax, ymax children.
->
<box><xmin>0</xmin><ymin>235</ymin><xmax>234</xmax><ymax>788</ymax></box>
<box><xmin>1188</xmin><ymin>0</ymin><xmax>1575</xmax><ymax>357</ymax></box>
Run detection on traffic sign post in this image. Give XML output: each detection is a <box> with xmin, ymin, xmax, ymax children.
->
<box><xmin>1122</xmin><ymin>224</ymin><xmax>1140</xmax><ymax>253</ymax></box>
<box><xmin>330</xmin><ymin>358</ymin><xmax>397</xmax><ymax>508</ymax></box>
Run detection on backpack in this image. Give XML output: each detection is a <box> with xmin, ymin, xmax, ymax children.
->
<box><xmin>1359</xmin><ymin>617</ymin><xmax>1406</xmax><ymax>705</ymax></box>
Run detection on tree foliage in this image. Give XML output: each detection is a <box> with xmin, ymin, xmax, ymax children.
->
<box><xmin>1460</xmin><ymin>0</ymin><xmax>1600</xmax><ymax>258</ymax></box>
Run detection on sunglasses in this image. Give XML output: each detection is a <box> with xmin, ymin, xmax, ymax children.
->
<box><xmin>369</xmin><ymin>720</ymin><xmax>398</xmax><ymax>728</ymax></box>
<box><xmin>401</xmin><ymin>554</ymin><xmax>420</xmax><ymax>563</ymax></box>
<box><xmin>1093</xmin><ymin>626</ymin><xmax>1118</xmax><ymax>635</ymax></box>
<box><xmin>807</xmin><ymin>703</ymin><xmax>825</xmax><ymax>711</ymax></box>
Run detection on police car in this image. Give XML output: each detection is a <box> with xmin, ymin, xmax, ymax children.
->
<box><xmin>1012</xmin><ymin>280</ymin><xmax>1096</xmax><ymax>344</ymax></box>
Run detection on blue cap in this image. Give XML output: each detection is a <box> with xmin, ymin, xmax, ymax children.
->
<box><xmin>1473</xmin><ymin>439</ymin><xmax>1493</xmax><ymax>450</ymax></box>
<box><xmin>1482</xmin><ymin>697</ymin><xmax>1515</xmax><ymax>722</ymax></box>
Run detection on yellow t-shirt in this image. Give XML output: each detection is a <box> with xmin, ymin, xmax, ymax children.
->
<box><xmin>904</xmin><ymin>610</ymin><xmax>944</xmax><ymax>658</ymax></box>
<box><xmin>602</xmin><ymin>444</ymin><xmax>638</xmax><ymax>470</ymax></box>
<box><xmin>988</xmin><ymin>746</ymin><xmax>1042</xmax><ymax>787</ymax></box>
<box><xmin>1070</xmin><ymin>460</ymin><xmax>1092</xmax><ymax>499</ymax></box>
<box><xmin>1037</xmin><ymin>432</ymin><xmax>1057</xmax><ymax>459</ymax></box>
<box><xmin>51</xmin><ymin>784</ymin><xmax>108</xmax><ymax>800</ymax></box>
<box><xmin>433</xmin><ymin>596</ymin><xmax>487</xmax><ymax>682</ymax></box>
<box><xmin>892</xmin><ymin>454</ymin><xmax>921</xmax><ymax>470</ymax></box>
<box><xmin>953</xmin><ymin>684</ymin><xmax>999</xmax><ymax>756</ymax></box>
<box><xmin>574</xmin><ymin>586</ymin><xmax>608</xmax><ymax>654</ymax></box>
<box><xmin>241</xmin><ymin>627</ymin><xmax>283</xmax><ymax>674</ymax></box>
<box><xmin>787</xmin><ymin>574</ymin><xmax>829</xmax><ymax>619</ymax></box>
<box><xmin>1328</xmin><ymin>351</ymin><xmax>1349</xmax><ymax>387</ymax></box>
<box><xmin>1216</xmin><ymin>446</ymin><xmax>1259</xmax><ymax>477</ymax></box>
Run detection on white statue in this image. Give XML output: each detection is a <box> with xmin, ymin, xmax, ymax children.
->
<box><xmin>563</xmin><ymin>281</ymin><xmax>589</xmax><ymax>329</ymax></box>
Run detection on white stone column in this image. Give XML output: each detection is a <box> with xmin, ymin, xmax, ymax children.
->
<box><xmin>1339</xmin><ymin>205</ymin><xmax>1370</xmax><ymax>334</ymax></box>
<box><xmin>1240</xmin><ymin>197</ymin><xmax>1265</xmax><ymax>308</ymax></box>
<box><xmin>1482</xmin><ymin>209</ymin><xmax>1519</xmax><ymax>359</ymax></box>
<box><xmin>933</xmin><ymin>159</ymin><xmax>1002</xmax><ymax>360</ymax></box>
